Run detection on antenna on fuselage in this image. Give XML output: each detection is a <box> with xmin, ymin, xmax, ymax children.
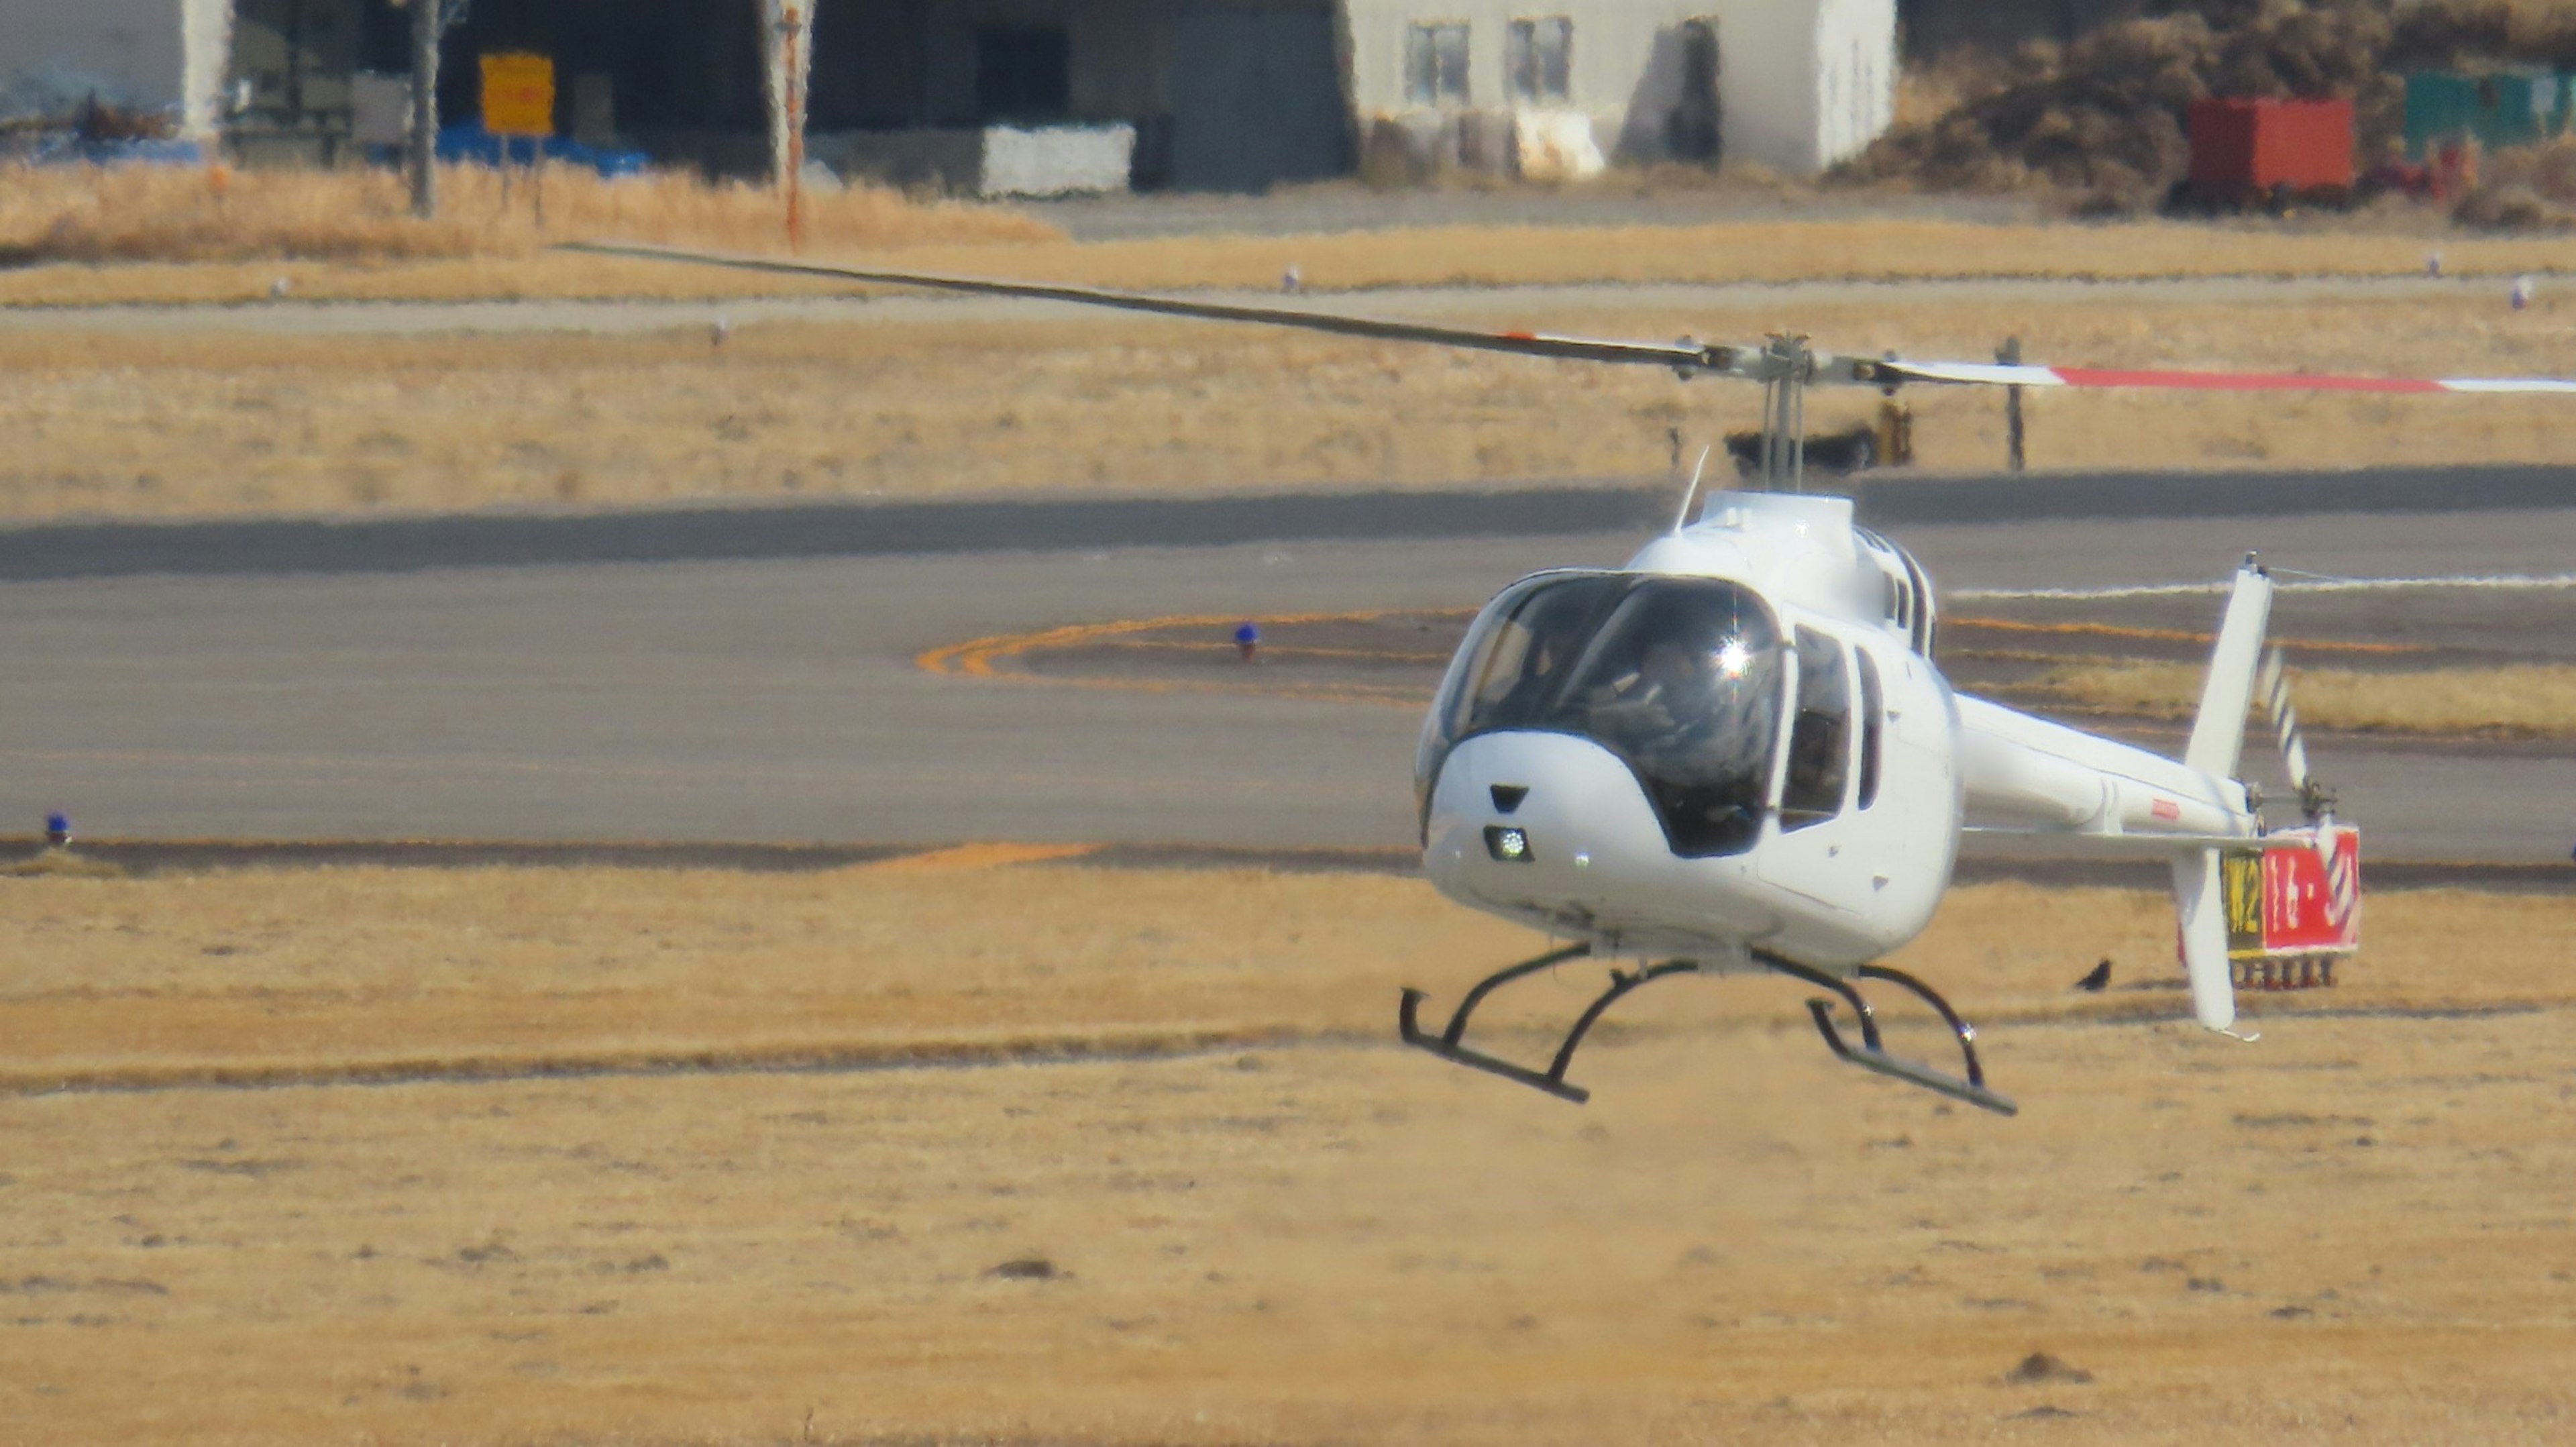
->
<box><xmin>1670</xmin><ymin>444</ymin><xmax>1714</xmax><ymax>533</ymax></box>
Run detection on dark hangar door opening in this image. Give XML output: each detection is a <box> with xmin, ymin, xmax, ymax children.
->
<box><xmin>1169</xmin><ymin>6</ymin><xmax>1348</xmax><ymax>192</ymax></box>
<box><xmin>975</xmin><ymin>25</ymin><xmax>1072</xmax><ymax>122</ymax></box>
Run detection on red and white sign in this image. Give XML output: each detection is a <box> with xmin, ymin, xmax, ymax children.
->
<box><xmin>2222</xmin><ymin>826</ymin><xmax>2361</xmax><ymax>959</ymax></box>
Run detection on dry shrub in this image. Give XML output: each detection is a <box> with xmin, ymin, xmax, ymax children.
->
<box><xmin>2450</xmin><ymin>180</ymin><xmax>2576</xmax><ymax>228</ymax></box>
<box><xmin>2384</xmin><ymin>0</ymin><xmax>2576</xmax><ymax>67</ymax></box>
<box><xmin>1851</xmin><ymin>0</ymin><xmax>2576</xmax><ymax>213</ymax></box>
<box><xmin>0</xmin><ymin>161</ymin><xmax>1055</xmax><ymax>267</ymax></box>
<box><xmin>2452</xmin><ymin>134</ymin><xmax>2576</xmax><ymax>225</ymax></box>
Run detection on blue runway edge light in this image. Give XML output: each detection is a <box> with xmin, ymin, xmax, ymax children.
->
<box><xmin>44</xmin><ymin>812</ymin><xmax>70</xmax><ymax>847</ymax></box>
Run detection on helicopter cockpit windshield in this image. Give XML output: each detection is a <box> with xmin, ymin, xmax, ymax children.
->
<box><xmin>1423</xmin><ymin>573</ymin><xmax>1786</xmax><ymax>857</ymax></box>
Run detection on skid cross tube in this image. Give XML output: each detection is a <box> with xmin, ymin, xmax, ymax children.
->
<box><xmin>1856</xmin><ymin>964</ymin><xmax>1994</xmax><ymax>1091</ymax></box>
<box><xmin>1399</xmin><ymin>945</ymin><xmax>1693</xmax><ymax>1104</ymax></box>
<box><xmin>1761</xmin><ymin>950</ymin><xmax>2018</xmax><ymax>1116</ymax></box>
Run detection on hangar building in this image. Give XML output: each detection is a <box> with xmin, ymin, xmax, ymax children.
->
<box><xmin>5</xmin><ymin>0</ymin><xmax>1896</xmax><ymax>189</ymax></box>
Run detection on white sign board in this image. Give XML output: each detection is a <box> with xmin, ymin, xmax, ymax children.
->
<box><xmin>352</xmin><ymin>72</ymin><xmax>410</xmax><ymax>146</ymax></box>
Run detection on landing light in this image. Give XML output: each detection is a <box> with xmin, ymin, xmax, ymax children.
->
<box><xmin>1715</xmin><ymin>636</ymin><xmax>1752</xmax><ymax>680</ymax></box>
<box><xmin>1484</xmin><ymin>826</ymin><xmax>1534</xmax><ymax>863</ymax></box>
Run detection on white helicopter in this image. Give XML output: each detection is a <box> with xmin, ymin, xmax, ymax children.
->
<box><xmin>577</xmin><ymin>239</ymin><xmax>2572</xmax><ymax>1116</ymax></box>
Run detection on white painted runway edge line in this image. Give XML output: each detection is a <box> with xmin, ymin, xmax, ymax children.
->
<box><xmin>1953</xmin><ymin>572</ymin><xmax>2576</xmax><ymax>602</ymax></box>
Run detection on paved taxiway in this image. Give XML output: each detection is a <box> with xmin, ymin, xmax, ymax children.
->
<box><xmin>0</xmin><ymin>273</ymin><xmax>2533</xmax><ymax>340</ymax></box>
<box><xmin>0</xmin><ymin>483</ymin><xmax>2568</xmax><ymax>863</ymax></box>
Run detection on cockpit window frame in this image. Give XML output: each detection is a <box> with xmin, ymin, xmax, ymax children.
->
<box><xmin>1856</xmin><ymin>646</ymin><xmax>1884</xmax><ymax>810</ymax></box>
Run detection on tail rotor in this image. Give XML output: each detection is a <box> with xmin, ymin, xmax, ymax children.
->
<box><xmin>2259</xmin><ymin>648</ymin><xmax>2357</xmax><ymax>926</ymax></box>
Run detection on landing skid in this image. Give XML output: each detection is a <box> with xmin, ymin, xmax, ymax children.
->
<box><xmin>1396</xmin><ymin>945</ymin><xmax>2017</xmax><ymax>1116</ymax></box>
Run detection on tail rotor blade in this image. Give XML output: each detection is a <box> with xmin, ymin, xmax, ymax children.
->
<box><xmin>2261</xmin><ymin>647</ymin><xmax>2357</xmax><ymax>926</ymax></box>
<box><xmin>2259</xmin><ymin>649</ymin><xmax>2311</xmax><ymax>796</ymax></box>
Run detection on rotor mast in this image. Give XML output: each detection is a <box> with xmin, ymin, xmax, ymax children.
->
<box><xmin>1750</xmin><ymin>335</ymin><xmax>1813</xmax><ymax>493</ymax></box>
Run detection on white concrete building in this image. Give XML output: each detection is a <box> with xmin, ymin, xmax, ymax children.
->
<box><xmin>1344</xmin><ymin>0</ymin><xmax>1896</xmax><ymax>178</ymax></box>
<box><xmin>0</xmin><ymin>0</ymin><xmax>235</xmax><ymax>140</ymax></box>
<box><xmin>1</xmin><ymin>0</ymin><xmax>1895</xmax><ymax>186</ymax></box>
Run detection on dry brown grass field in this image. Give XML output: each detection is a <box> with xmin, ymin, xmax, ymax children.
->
<box><xmin>5</xmin><ymin>288</ymin><xmax>2575</xmax><ymax>522</ymax></box>
<box><xmin>2043</xmin><ymin>660</ymin><xmax>2576</xmax><ymax>738</ymax></box>
<box><xmin>0</xmin><ymin>163</ymin><xmax>1055</xmax><ymax>275</ymax></box>
<box><xmin>1</xmin><ymin>170</ymin><xmax>2573</xmax><ymax>308</ymax></box>
<box><xmin>3</xmin><ymin>862</ymin><xmax>2574</xmax><ymax>1444</ymax></box>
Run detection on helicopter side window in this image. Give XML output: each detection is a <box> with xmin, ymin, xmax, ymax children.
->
<box><xmin>1779</xmin><ymin>626</ymin><xmax>1851</xmax><ymax>831</ymax></box>
<box><xmin>1856</xmin><ymin>647</ymin><xmax>1884</xmax><ymax>810</ymax></box>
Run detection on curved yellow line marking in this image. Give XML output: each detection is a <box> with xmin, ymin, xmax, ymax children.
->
<box><xmin>915</xmin><ymin>608</ymin><xmax>1462</xmax><ymax>710</ymax></box>
<box><xmin>1096</xmin><ymin>640</ymin><xmax>1457</xmax><ymax>663</ymax></box>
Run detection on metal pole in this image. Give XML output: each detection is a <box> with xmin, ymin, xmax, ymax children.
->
<box><xmin>1788</xmin><ymin>339</ymin><xmax>1806</xmax><ymax>494</ymax></box>
<box><xmin>783</xmin><ymin>4</ymin><xmax>805</xmax><ymax>252</ymax></box>
<box><xmin>1999</xmin><ymin>335</ymin><xmax>2025</xmax><ymax>472</ymax></box>
<box><xmin>408</xmin><ymin>0</ymin><xmax>441</xmax><ymax>219</ymax></box>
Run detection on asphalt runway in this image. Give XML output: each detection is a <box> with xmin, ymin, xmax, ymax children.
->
<box><xmin>0</xmin><ymin>481</ymin><xmax>2569</xmax><ymax>865</ymax></box>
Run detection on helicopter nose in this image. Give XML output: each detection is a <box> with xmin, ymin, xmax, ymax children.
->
<box><xmin>1421</xmin><ymin>732</ymin><xmax>1780</xmax><ymax>950</ymax></box>
<box><xmin>1426</xmin><ymin>734</ymin><xmax>1663</xmax><ymax>896</ymax></box>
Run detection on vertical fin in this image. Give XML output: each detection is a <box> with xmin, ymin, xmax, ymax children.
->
<box><xmin>2184</xmin><ymin>557</ymin><xmax>2274</xmax><ymax>779</ymax></box>
<box><xmin>2171</xmin><ymin>847</ymin><xmax>2237</xmax><ymax>1032</ymax></box>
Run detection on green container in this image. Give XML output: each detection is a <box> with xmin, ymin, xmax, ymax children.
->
<box><xmin>2404</xmin><ymin>71</ymin><xmax>2576</xmax><ymax>158</ymax></box>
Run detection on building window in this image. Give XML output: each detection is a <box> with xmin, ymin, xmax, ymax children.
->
<box><xmin>1507</xmin><ymin>18</ymin><xmax>1572</xmax><ymax>104</ymax></box>
<box><xmin>975</xmin><ymin>25</ymin><xmax>1071</xmax><ymax>123</ymax></box>
<box><xmin>1405</xmin><ymin>23</ymin><xmax>1470</xmax><ymax>107</ymax></box>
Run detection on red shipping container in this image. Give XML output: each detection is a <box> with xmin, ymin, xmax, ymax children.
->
<box><xmin>2187</xmin><ymin>97</ymin><xmax>2355</xmax><ymax>202</ymax></box>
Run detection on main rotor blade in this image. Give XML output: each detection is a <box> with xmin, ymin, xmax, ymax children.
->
<box><xmin>1876</xmin><ymin>358</ymin><xmax>2576</xmax><ymax>394</ymax></box>
<box><xmin>564</xmin><ymin>240</ymin><xmax>1735</xmax><ymax>373</ymax></box>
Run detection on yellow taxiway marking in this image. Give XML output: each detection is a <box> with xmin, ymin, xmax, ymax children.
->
<box><xmin>859</xmin><ymin>842</ymin><xmax>1104</xmax><ymax>872</ymax></box>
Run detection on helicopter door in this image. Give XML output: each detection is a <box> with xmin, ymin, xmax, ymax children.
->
<box><xmin>1756</xmin><ymin>625</ymin><xmax>1863</xmax><ymax>913</ymax></box>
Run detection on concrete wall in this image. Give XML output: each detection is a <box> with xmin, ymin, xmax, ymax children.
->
<box><xmin>1698</xmin><ymin>0</ymin><xmax>1818</xmax><ymax>174</ymax></box>
<box><xmin>179</xmin><ymin>0</ymin><xmax>231</xmax><ymax>139</ymax></box>
<box><xmin>1346</xmin><ymin>0</ymin><xmax>1722</xmax><ymax>157</ymax></box>
<box><xmin>0</xmin><ymin>0</ymin><xmax>189</xmax><ymax>113</ymax></box>
<box><xmin>1345</xmin><ymin>0</ymin><xmax>1892</xmax><ymax>177</ymax></box>
<box><xmin>1815</xmin><ymin>0</ymin><xmax>1893</xmax><ymax>170</ymax></box>
<box><xmin>0</xmin><ymin>0</ymin><xmax>236</xmax><ymax>141</ymax></box>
